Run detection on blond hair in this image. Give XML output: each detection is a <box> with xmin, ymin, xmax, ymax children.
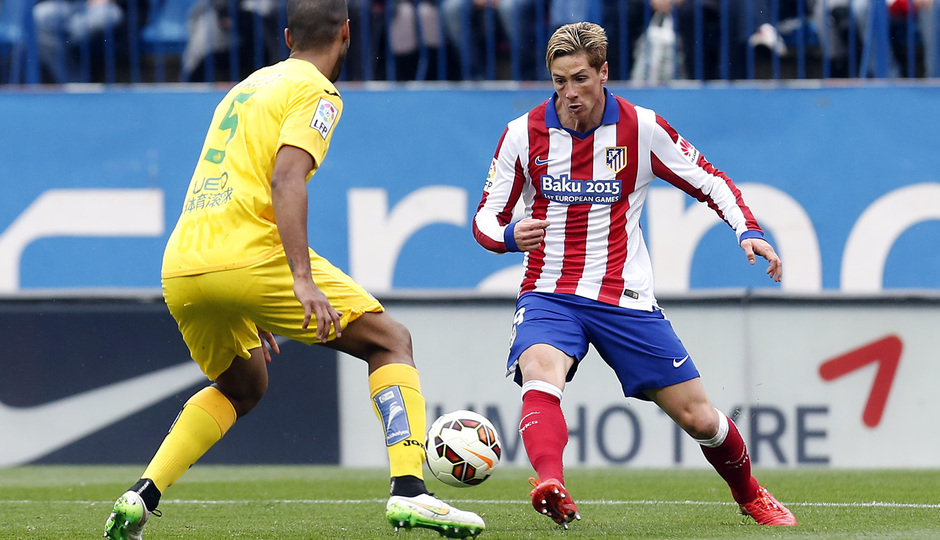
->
<box><xmin>545</xmin><ymin>22</ymin><xmax>608</xmax><ymax>72</ymax></box>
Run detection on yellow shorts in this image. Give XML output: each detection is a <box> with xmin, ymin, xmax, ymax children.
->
<box><xmin>163</xmin><ymin>248</ymin><xmax>384</xmax><ymax>380</ymax></box>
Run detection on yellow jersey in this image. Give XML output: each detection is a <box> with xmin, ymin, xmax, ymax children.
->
<box><xmin>162</xmin><ymin>58</ymin><xmax>342</xmax><ymax>278</ymax></box>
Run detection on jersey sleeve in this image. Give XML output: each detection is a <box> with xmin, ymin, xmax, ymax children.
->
<box><xmin>472</xmin><ymin>123</ymin><xmax>526</xmax><ymax>253</ymax></box>
<box><xmin>278</xmin><ymin>84</ymin><xmax>343</xmax><ymax>173</ymax></box>
<box><xmin>649</xmin><ymin>114</ymin><xmax>763</xmax><ymax>243</ymax></box>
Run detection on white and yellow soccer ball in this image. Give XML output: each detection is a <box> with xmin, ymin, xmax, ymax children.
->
<box><xmin>425</xmin><ymin>410</ymin><xmax>502</xmax><ymax>487</ymax></box>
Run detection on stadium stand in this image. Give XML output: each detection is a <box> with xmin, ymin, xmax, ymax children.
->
<box><xmin>141</xmin><ymin>0</ymin><xmax>193</xmax><ymax>81</ymax></box>
<box><xmin>0</xmin><ymin>0</ymin><xmax>937</xmax><ymax>84</ymax></box>
<box><xmin>0</xmin><ymin>0</ymin><xmax>32</xmax><ymax>83</ymax></box>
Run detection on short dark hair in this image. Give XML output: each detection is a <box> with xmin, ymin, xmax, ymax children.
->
<box><xmin>287</xmin><ymin>0</ymin><xmax>348</xmax><ymax>51</ymax></box>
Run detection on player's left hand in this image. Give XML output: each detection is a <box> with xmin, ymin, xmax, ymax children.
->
<box><xmin>741</xmin><ymin>237</ymin><xmax>782</xmax><ymax>282</ymax></box>
<box><xmin>257</xmin><ymin>326</ymin><xmax>280</xmax><ymax>364</ymax></box>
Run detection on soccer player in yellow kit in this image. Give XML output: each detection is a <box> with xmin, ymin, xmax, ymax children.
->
<box><xmin>103</xmin><ymin>0</ymin><xmax>485</xmax><ymax>538</ymax></box>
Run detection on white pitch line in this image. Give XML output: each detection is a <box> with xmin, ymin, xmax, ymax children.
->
<box><xmin>2</xmin><ymin>499</ymin><xmax>939</xmax><ymax>509</ymax></box>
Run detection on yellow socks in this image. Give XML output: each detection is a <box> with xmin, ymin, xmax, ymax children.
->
<box><xmin>138</xmin><ymin>365</ymin><xmax>426</xmax><ymax>493</ymax></box>
<box><xmin>369</xmin><ymin>363</ymin><xmax>427</xmax><ymax>479</ymax></box>
<box><xmin>141</xmin><ymin>386</ymin><xmax>236</xmax><ymax>493</ymax></box>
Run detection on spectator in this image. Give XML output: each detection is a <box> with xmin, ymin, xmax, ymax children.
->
<box><xmin>442</xmin><ymin>0</ymin><xmax>543</xmax><ymax>80</ymax></box>
<box><xmin>551</xmin><ymin>0</ymin><xmax>649</xmax><ymax>81</ymax></box>
<box><xmin>672</xmin><ymin>0</ymin><xmax>822</xmax><ymax>80</ymax></box>
<box><xmin>33</xmin><ymin>0</ymin><xmax>147</xmax><ymax>83</ymax></box>
<box><xmin>181</xmin><ymin>0</ymin><xmax>283</xmax><ymax>82</ymax></box>
<box><xmin>552</xmin><ymin>1</ymin><xmax>817</xmax><ymax>82</ymax></box>
<box><xmin>345</xmin><ymin>0</ymin><xmax>387</xmax><ymax>80</ymax></box>
<box><xmin>816</xmin><ymin>0</ymin><xmax>861</xmax><ymax>78</ymax></box>
<box><xmin>850</xmin><ymin>0</ymin><xmax>937</xmax><ymax>77</ymax></box>
<box><xmin>672</xmin><ymin>0</ymin><xmax>753</xmax><ymax>80</ymax></box>
<box><xmin>388</xmin><ymin>0</ymin><xmax>442</xmax><ymax>80</ymax></box>
<box><xmin>552</xmin><ymin>0</ymin><xmax>743</xmax><ymax>81</ymax></box>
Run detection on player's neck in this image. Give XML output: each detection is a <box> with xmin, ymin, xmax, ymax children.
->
<box><xmin>557</xmin><ymin>95</ymin><xmax>605</xmax><ymax>133</ymax></box>
<box><xmin>289</xmin><ymin>47</ymin><xmax>341</xmax><ymax>82</ymax></box>
<box><xmin>290</xmin><ymin>51</ymin><xmax>327</xmax><ymax>73</ymax></box>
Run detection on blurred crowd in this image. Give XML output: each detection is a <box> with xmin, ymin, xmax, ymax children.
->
<box><xmin>0</xmin><ymin>0</ymin><xmax>937</xmax><ymax>84</ymax></box>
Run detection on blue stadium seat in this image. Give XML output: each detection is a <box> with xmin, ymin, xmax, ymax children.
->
<box><xmin>139</xmin><ymin>0</ymin><xmax>197</xmax><ymax>81</ymax></box>
<box><xmin>0</xmin><ymin>0</ymin><xmax>32</xmax><ymax>83</ymax></box>
<box><xmin>141</xmin><ymin>0</ymin><xmax>195</xmax><ymax>55</ymax></box>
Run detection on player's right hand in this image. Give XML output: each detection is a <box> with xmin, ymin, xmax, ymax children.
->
<box><xmin>514</xmin><ymin>218</ymin><xmax>551</xmax><ymax>252</ymax></box>
<box><xmin>741</xmin><ymin>237</ymin><xmax>782</xmax><ymax>282</ymax></box>
<box><xmin>293</xmin><ymin>278</ymin><xmax>343</xmax><ymax>342</ymax></box>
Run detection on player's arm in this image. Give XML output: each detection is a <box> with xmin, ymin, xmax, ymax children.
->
<box><xmin>271</xmin><ymin>144</ymin><xmax>342</xmax><ymax>341</ymax></box>
<box><xmin>472</xmin><ymin>124</ymin><xmax>548</xmax><ymax>252</ymax></box>
<box><xmin>649</xmin><ymin>114</ymin><xmax>781</xmax><ymax>281</ymax></box>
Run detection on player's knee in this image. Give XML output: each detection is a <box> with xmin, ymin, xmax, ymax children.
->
<box><xmin>518</xmin><ymin>346</ymin><xmax>571</xmax><ymax>387</ymax></box>
<box><xmin>384</xmin><ymin>317</ymin><xmax>413</xmax><ymax>357</ymax></box>
<box><xmin>679</xmin><ymin>406</ymin><xmax>720</xmax><ymax>440</ymax></box>
<box><xmin>215</xmin><ymin>374</ymin><xmax>268</xmax><ymax>418</ymax></box>
<box><xmin>228</xmin><ymin>384</ymin><xmax>266</xmax><ymax>418</ymax></box>
<box><xmin>359</xmin><ymin>314</ymin><xmax>415</xmax><ymax>369</ymax></box>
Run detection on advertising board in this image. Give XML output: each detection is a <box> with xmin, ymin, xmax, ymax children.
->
<box><xmin>1</xmin><ymin>85</ymin><xmax>938</xmax><ymax>293</ymax></box>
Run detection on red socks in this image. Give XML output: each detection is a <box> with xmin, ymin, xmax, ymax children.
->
<box><xmin>520</xmin><ymin>387</ymin><xmax>759</xmax><ymax>504</ymax></box>
<box><xmin>519</xmin><ymin>382</ymin><xmax>567</xmax><ymax>484</ymax></box>
<box><xmin>699</xmin><ymin>414</ymin><xmax>759</xmax><ymax>504</ymax></box>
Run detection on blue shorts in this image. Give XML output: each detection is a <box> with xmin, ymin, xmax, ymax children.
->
<box><xmin>508</xmin><ymin>292</ymin><xmax>699</xmax><ymax>400</ymax></box>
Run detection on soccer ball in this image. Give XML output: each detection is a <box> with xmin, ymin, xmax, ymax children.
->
<box><xmin>425</xmin><ymin>410</ymin><xmax>502</xmax><ymax>487</ymax></box>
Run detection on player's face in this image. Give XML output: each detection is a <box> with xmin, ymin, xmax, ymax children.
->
<box><xmin>550</xmin><ymin>52</ymin><xmax>608</xmax><ymax>132</ymax></box>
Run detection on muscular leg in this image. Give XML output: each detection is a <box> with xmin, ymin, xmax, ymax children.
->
<box><xmin>645</xmin><ymin>378</ymin><xmax>758</xmax><ymax>503</ymax></box>
<box><xmin>324</xmin><ymin>312</ymin><xmax>428</xmax><ymax>494</ymax></box>
<box><xmin>130</xmin><ymin>347</ymin><xmax>268</xmax><ymax>511</ymax></box>
<box><xmin>517</xmin><ymin>344</ymin><xmax>581</xmax><ymax>525</ymax></box>
<box><xmin>643</xmin><ymin>377</ymin><xmax>718</xmax><ymax>438</ymax></box>
<box><xmin>324</xmin><ymin>311</ymin><xmax>414</xmax><ymax>372</ymax></box>
<box><xmin>214</xmin><ymin>346</ymin><xmax>269</xmax><ymax>417</ymax></box>
<box><xmin>517</xmin><ymin>344</ymin><xmax>575</xmax><ymax>484</ymax></box>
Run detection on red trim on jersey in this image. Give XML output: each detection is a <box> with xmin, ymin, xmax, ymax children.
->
<box><xmin>472</xmin><ymin>191</ymin><xmax>498</xmax><ymax>251</ymax></box>
<box><xmin>656</xmin><ymin>114</ymin><xmax>680</xmax><ymax>143</ymax></box>
<box><xmin>473</xmin><ymin>128</ymin><xmax>522</xmax><ymax>253</ymax></box>
<box><xmin>696</xmin><ymin>158</ymin><xmax>761</xmax><ymax>231</ymax></box>
<box><xmin>554</xmin><ymin>134</ymin><xmax>593</xmax><ymax>295</ymax></box>
<box><xmin>651</xmin><ymin>153</ymin><xmax>762</xmax><ymax>233</ymax></box>
<box><xmin>598</xmin><ymin>97</ymin><xmax>639</xmax><ymax>304</ymax></box>
<box><xmin>521</xmin><ymin>103</ymin><xmax>550</xmax><ymax>294</ymax></box>
<box><xmin>652</xmin><ymin>114</ymin><xmax>762</xmax><ymax>233</ymax></box>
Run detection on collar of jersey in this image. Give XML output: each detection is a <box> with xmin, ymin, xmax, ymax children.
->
<box><xmin>546</xmin><ymin>87</ymin><xmax>619</xmax><ymax>138</ymax></box>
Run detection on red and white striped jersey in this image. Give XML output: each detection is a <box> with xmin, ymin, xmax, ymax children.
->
<box><xmin>472</xmin><ymin>89</ymin><xmax>764</xmax><ymax>310</ymax></box>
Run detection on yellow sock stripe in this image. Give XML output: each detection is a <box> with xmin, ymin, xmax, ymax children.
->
<box><xmin>368</xmin><ymin>363</ymin><xmax>422</xmax><ymax>397</ymax></box>
<box><xmin>186</xmin><ymin>386</ymin><xmax>237</xmax><ymax>437</ymax></box>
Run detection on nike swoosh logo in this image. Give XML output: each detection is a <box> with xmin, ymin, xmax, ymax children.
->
<box><xmin>466</xmin><ymin>448</ymin><xmax>495</xmax><ymax>469</ymax></box>
<box><xmin>673</xmin><ymin>355</ymin><xmax>690</xmax><ymax>368</ymax></box>
<box><xmin>0</xmin><ymin>361</ymin><xmax>206</xmax><ymax>466</ymax></box>
<box><xmin>413</xmin><ymin>502</ymin><xmax>451</xmax><ymax>516</ymax></box>
<box><xmin>534</xmin><ymin>156</ymin><xmax>550</xmax><ymax>166</ymax></box>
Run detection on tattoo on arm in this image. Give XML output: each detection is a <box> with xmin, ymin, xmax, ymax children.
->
<box><xmin>287</xmin><ymin>256</ymin><xmax>296</xmax><ymax>274</ymax></box>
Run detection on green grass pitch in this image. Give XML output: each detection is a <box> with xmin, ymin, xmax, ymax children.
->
<box><xmin>1</xmin><ymin>466</ymin><xmax>938</xmax><ymax>539</ymax></box>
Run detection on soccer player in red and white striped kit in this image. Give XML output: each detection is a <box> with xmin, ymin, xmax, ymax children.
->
<box><xmin>472</xmin><ymin>21</ymin><xmax>797</xmax><ymax>529</ymax></box>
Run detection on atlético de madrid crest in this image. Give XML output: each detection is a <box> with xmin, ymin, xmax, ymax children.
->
<box><xmin>606</xmin><ymin>146</ymin><xmax>627</xmax><ymax>173</ymax></box>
